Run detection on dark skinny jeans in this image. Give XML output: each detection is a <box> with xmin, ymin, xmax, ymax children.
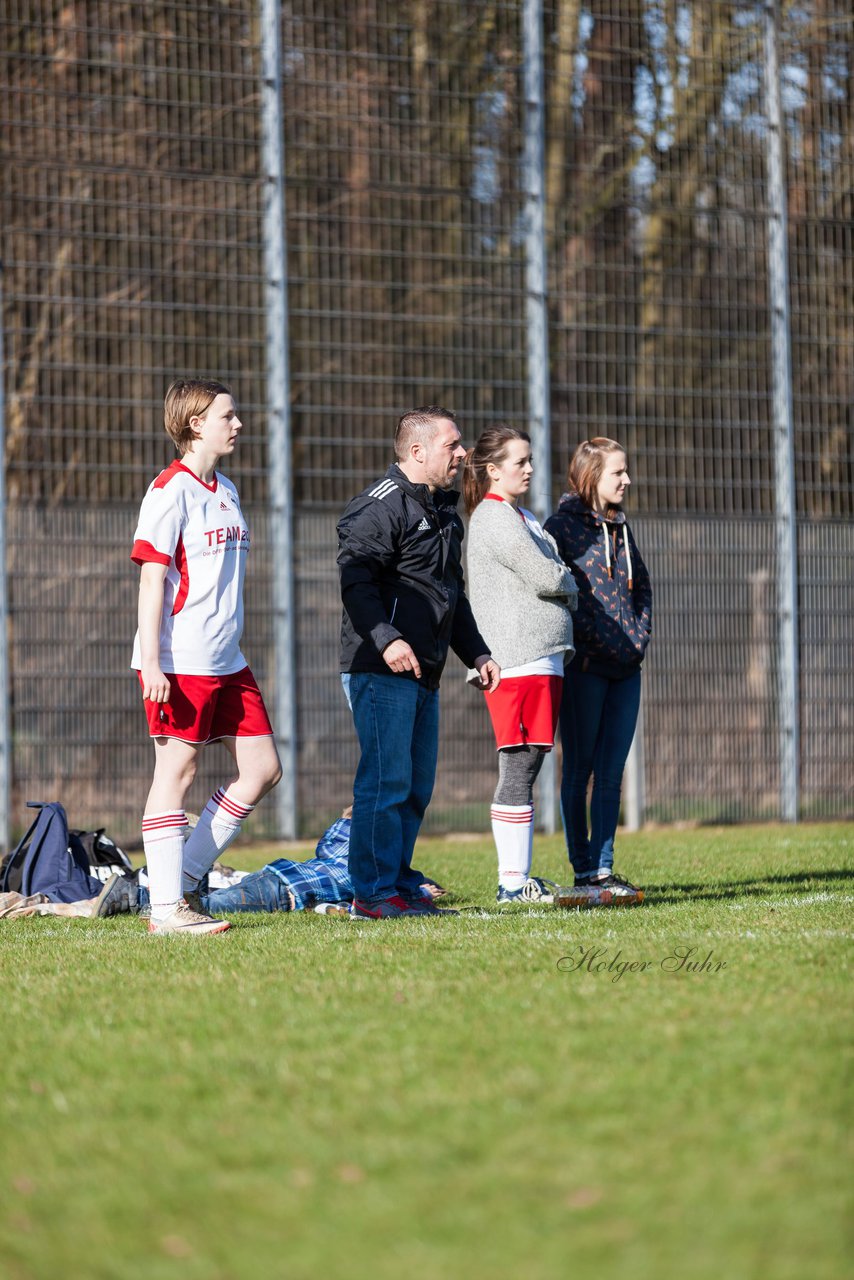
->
<box><xmin>558</xmin><ymin>667</ymin><xmax>641</xmax><ymax>879</ymax></box>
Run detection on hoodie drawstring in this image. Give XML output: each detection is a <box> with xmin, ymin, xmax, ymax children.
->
<box><xmin>602</xmin><ymin>522</ymin><xmax>633</xmax><ymax>590</ymax></box>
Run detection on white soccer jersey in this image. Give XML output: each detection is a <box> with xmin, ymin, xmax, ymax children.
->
<box><xmin>130</xmin><ymin>460</ymin><xmax>249</xmax><ymax>676</ymax></box>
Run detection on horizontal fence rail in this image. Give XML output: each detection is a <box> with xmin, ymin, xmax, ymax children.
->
<box><xmin>1</xmin><ymin>0</ymin><xmax>852</xmax><ymax>844</ymax></box>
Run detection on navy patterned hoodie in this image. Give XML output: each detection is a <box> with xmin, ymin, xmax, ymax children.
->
<box><xmin>544</xmin><ymin>493</ymin><xmax>652</xmax><ymax>680</ymax></box>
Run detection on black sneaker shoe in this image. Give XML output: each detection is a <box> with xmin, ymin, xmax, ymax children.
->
<box><xmin>94</xmin><ymin>871</ymin><xmax>140</xmax><ymax>917</ymax></box>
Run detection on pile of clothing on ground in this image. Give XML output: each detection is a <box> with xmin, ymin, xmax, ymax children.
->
<box><xmin>0</xmin><ymin>802</ymin><xmax>445</xmax><ymax>923</ymax></box>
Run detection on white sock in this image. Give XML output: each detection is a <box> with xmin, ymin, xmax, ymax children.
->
<box><xmin>492</xmin><ymin>804</ymin><xmax>534</xmax><ymax>889</ymax></box>
<box><xmin>143</xmin><ymin>810</ymin><xmax>187</xmax><ymax>923</ymax></box>
<box><xmin>182</xmin><ymin>787</ymin><xmax>255</xmax><ymax>892</ymax></box>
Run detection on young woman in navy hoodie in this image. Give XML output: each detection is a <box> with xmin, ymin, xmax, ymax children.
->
<box><xmin>544</xmin><ymin>439</ymin><xmax>652</xmax><ymax>905</ymax></box>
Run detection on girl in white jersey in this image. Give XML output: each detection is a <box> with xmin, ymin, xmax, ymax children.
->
<box><xmin>131</xmin><ymin>379</ymin><xmax>282</xmax><ymax>935</ymax></box>
<box><xmin>463</xmin><ymin>425</ymin><xmax>584</xmax><ymax>906</ymax></box>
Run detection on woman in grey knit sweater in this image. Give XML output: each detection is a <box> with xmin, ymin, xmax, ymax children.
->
<box><xmin>463</xmin><ymin>425</ymin><xmax>581</xmax><ymax>906</ymax></box>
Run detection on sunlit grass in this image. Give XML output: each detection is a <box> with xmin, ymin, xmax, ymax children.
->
<box><xmin>1</xmin><ymin>823</ymin><xmax>851</xmax><ymax>1280</ymax></box>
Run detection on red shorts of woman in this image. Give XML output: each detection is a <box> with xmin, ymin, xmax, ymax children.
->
<box><xmin>139</xmin><ymin>666</ymin><xmax>274</xmax><ymax>744</ymax></box>
<box><xmin>484</xmin><ymin>674</ymin><xmax>563</xmax><ymax>750</ymax></box>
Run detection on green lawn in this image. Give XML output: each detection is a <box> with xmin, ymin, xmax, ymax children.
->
<box><xmin>2</xmin><ymin>824</ymin><xmax>851</xmax><ymax>1280</ymax></box>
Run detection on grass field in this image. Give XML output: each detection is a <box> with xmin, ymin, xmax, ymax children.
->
<box><xmin>2</xmin><ymin>823</ymin><xmax>851</xmax><ymax>1280</ymax></box>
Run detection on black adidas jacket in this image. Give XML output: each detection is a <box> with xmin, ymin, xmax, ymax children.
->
<box><xmin>337</xmin><ymin>464</ymin><xmax>489</xmax><ymax>689</ymax></box>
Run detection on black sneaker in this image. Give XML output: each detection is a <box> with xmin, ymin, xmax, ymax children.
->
<box><xmin>94</xmin><ymin>872</ymin><xmax>140</xmax><ymax>917</ymax></box>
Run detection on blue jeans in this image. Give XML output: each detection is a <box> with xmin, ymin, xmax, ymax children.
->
<box><xmin>559</xmin><ymin>668</ymin><xmax>641</xmax><ymax>879</ymax></box>
<box><xmin>137</xmin><ymin>872</ymin><xmax>291</xmax><ymax>914</ymax></box>
<box><xmin>202</xmin><ymin>871</ymin><xmax>290</xmax><ymax>913</ymax></box>
<box><xmin>343</xmin><ymin>672</ymin><xmax>440</xmax><ymax>904</ymax></box>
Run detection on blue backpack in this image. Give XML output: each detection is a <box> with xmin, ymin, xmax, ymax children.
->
<box><xmin>0</xmin><ymin>802</ymin><xmax>104</xmax><ymax>904</ymax></box>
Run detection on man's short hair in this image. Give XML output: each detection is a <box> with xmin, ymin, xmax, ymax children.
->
<box><xmin>394</xmin><ymin>405</ymin><xmax>457</xmax><ymax>460</ymax></box>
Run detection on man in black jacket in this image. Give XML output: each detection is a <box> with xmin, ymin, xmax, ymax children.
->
<box><xmin>338</xmin><ymin>406</ymin><xmax>500</xmax><ymax>919</ymax></box>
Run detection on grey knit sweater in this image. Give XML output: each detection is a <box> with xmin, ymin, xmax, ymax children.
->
<box><xmin>465</xmin><ymin>497</ymin><xmax>577</xmax><ymax>674</ymax></box>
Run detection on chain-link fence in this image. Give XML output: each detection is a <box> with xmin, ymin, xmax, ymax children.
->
<box><xmin>1</xmin><ymin>0</ymin><xmax>852</xmax><ymax>844</ymax></box>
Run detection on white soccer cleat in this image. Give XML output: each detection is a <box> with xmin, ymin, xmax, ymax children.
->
<box><xmin>147</xmin><ymin>900</ymin><xmax>231</xmax><ymax>936</ymax></box>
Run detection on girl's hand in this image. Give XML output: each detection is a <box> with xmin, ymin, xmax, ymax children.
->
<box><xmin>473</xmin><ymin>655</ymin><xmax>501</xmax><ymax>692</ymax></box>
<box><xmin>141</xmin><ymin>664</ymin><xmax>171</xmax><ymax>703</ymax></box>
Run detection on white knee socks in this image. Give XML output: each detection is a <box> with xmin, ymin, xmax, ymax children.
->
<box><xmin>491</xmin><ymin>803</ymin><xmax>534</xmax><ymax>890</ymax></box>
<box><xmin>142</xmin><ymin>810</ymin><xmax>187</xmax><ymax>922</ymax></box>
<box><xmin>182</xmin><ymin>787</ymin><xmax>254</xmax><ymax>892</ymax></box>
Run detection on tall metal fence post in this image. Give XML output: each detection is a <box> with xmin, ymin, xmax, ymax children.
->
<box><xmin>763</xmin><ymin>0</ymin><xmax>800</xmax><ymax>821</ymax></box>
<box><xmin>623</xmin><ymin>702</ymin><xmax>645</xmax><ymax>831</ymax></box>
<box><xmin>260</xmin><ymin>0</ymin><xmax>298</xmax><ymax>837</ymax></box>
<box><xmin>0</xmin><ymin>262</ymin><xmax>10</xmax><ymax>851</ymax></box>
<box><xmin>522</xmin><ymin>0</ymin><xmax>556</xmax><ymax>833</ymax></box>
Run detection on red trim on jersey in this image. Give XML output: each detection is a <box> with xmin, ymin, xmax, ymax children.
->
<box><xmin>484</xmin><ymin>492</ymin><xmax>526</xmax><ymax>520</ymax></box>
<box><xmin>175</xmin><ymin>462</ymin><xmax>218</xmax><ymax>492</ymax></box>
<box><xmin>152</xmin><ymin>459</ymin><xmax>185</xmax><ymax>490</ymax></box>
<box><xmin>152</xmin><ymin>459</ymin><xmax>219</xmax><ymax>493</ymax></box>
<box><xmin>131</xmin><ymin>539</ymin><xmax>172</xmax><ymax>567</ymax></box>
<box><xmin>171</xmin><ymin>534</ymin><xmax>189</xmax><ymax>616</ymax></box>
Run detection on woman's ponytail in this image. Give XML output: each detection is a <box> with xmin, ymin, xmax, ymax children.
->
<box><xmin>463</xmin><ymin>425</ymin><xmax>530</xmax><ymax>516</ymax></box>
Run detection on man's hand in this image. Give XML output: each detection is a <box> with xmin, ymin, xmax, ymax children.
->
<box><xmin>472</xmin><ymin>654</ymin><xmax>501</xmax><ymax>692</ymax></box>
<box><xmin>382</xmin><ymin>639</ymin><xmax>422</xmax><ymax>679</ymax></box>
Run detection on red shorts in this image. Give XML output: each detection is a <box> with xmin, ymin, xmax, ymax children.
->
<box><xmin>139</xmin><ymin>667</ymin><xmax>275</xmax><ymax>744</ymax></box>
<box><xmin>485</xmin><ymin>674</ymin><xmax>563</xmax><ymax>750</ymax></box>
